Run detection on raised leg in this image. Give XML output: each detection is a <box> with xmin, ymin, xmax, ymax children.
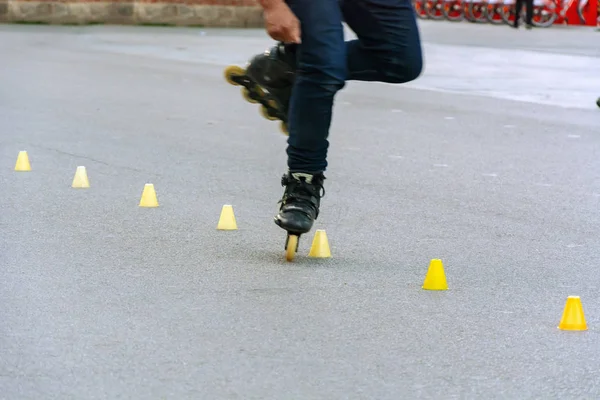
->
<box><xmin>341</xmin><ymin>0</ymin><xmax>424</xmax><ymax>84</ymax></box>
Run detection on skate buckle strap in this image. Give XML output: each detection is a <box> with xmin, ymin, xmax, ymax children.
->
<box><xmin>279</xmin><ymin>172</ymin><xmax>326</xmax><ymax>218</ymax></box>
<box><xmin>291</xmin><ymin>172</ymin><xmax>315</xmax><ymax>184</ymax></box>
<box><xmin>283</xmin><ymin>173</ymin><xmax>326</xmax><ymax>197</ymax></box>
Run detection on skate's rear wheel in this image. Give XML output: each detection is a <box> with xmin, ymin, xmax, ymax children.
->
<box><xmin>279</xmin><ymin>122</ymin><xmax>288</xmax><ymax>136</ymax></box>
<box><xmin>224</xmin><ymin>65</ymin><xmax>245</xmax><ymax>86</ymax></box>
<box><xmin>285</xmin><ymin>234</ymin><xmax>299</xmax><ymax>262</ymax></box>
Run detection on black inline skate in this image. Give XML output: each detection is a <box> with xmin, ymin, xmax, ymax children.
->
<box><xmin>274</xmin><ymin>171</ymin><xmax>326</xmax><ymax>261</ymax></box>
<box><xmin>223</xmin><ymin>42</ymin><xmax>297</xmax><ymax>135</ymax></box>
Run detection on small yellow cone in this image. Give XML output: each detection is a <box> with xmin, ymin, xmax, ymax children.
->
<box><xmin>558</xmin><ymin>296</ymin><xmax>587</xmax><ymax>331</ymax></box>
<box><xmin>139</xmin><ymin>183</ymin><xmax>159</xmax><ymax>207</ymax></box>
<box><xmin>422</xmin><ymin>259</ymin><xmax>448</xmax><ymax>290</ymax></box>
<box><xmin>14</xmin><ymin>151</ymin><xmax>31</xmax><ymax>171</ymax></box>
<box><xmin>308</xmin><ymin>229</ymin><xmax>331</xmax><ymax>258</ymax></box>
<box><xmin>71</xmin><ymin>166</ymin><xmax>90</xmax><ymax>188</ymax></box>
<box><xmin>217</xmin><ymin>205</ymin><xmax>237</xmax><ymax>230</ymax></box>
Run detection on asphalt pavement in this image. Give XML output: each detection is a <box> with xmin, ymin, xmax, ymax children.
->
<box><xmin>1</xmin><ymin>21</ymin><xmax>600</xmax><ymax>399</ymax></box>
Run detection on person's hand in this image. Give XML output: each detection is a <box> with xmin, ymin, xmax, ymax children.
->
<box><xmin>263</xmin><ymin>2</ymin><xmax>301</xmax><ymax>44</ymax></box>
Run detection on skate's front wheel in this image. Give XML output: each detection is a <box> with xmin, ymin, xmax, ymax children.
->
<box><xmin>260</xmin><ymin>105</ymin><xmax>279</xmax><ymax>121</ymax></box>
<box><xmin>224</xmin><ymin>65</ymin><xmax>245</xmax><ymax>86</ymax></box>
<box><xmin>242</xmin><ymin>87</ymin><xmax>261</xmax><ymax>104</ymax></box>
<box><xmin>242</xmin><ymin>86</ymin><xmax>265</xmax><ymax>104</ymax></box>
<box><xmin>285</xmin><ymin>234</ymin><xmax>299</xmax><ymax>262</ymax></box>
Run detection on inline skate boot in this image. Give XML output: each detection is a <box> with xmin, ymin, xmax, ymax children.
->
<box><xmin>224</xmin><ymin>42</ymin><xmax>297</xmax><ymax>135</ymax></box>
<box><xmin>274</xmin><ymin>171</ymin><xmax>326</xmax><ymax>261</ymax></box>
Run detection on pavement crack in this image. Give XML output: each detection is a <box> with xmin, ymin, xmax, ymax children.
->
<box><xmin>28</xmin><ymin>143</ymin><xmax>161</xmax><ymax>177</ymax></box>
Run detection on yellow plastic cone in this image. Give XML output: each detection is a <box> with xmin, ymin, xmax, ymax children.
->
<box><xmin>308</xmin><ymin>229</ymin><xmax>331</xmax><ymax>258</ymax></box>
<box><xmin>14</xmin><ymin>151</ymin><xmax>31</xmax><ymax>171</ymax></box>
<box><xmin>217</xmin><ymin>205</ymin><xmax>237</xmax><ymax>230</ymax></box>
<box><xmin>71</xmin><ymin>166</ymin><xmax>90</xmax><ymax>188</ymax></box>
<box><xmin>139</xmin><ymin>183</ymin><xmax>159</xmax><ymax>207</ymax></box>
<box><xmin>558</xmin><ymin>296</ymin><xmax>587</xmax><ymax>331</ymax></box>
<box><xmin>422</xmin><ymin>259</ymin><xmax>448</xmax><ymax>290</ymax></box>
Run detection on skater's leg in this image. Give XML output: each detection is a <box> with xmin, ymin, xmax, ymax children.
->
<box><xmin>284</xmin><ymin>0</ymin><xmax>346</xmax><ymax>174</ymax></box>
<box><xmin>273</xmin><ymin>0</ymin><xmax>344</xmax><ymax>234</ymax></box>
<box><xmin>340</xmin><ymin>0</ymin><xmax>423</xmax><ymax>84</ymax></box>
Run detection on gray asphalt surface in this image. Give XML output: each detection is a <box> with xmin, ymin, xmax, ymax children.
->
<box><xmin>1</xmin><ymin>21</ymin><xmax>600</xmax><ymax>399</ymax></box>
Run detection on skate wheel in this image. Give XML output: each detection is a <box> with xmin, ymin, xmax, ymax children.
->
<box><xmin>279</xmin><ymin>121</ymin><xmax>288</xmax><ymax>136</ymax></box>
<box><xmin>242</xmin><ymin>88</ymin><xmax>258</xmax><ymax>103</ymax></box>
<box><xmin>260</xmin><ymin>105</ymin><xmax>278</xmax><ymax>121</ymax></box>
<box><xmin>224</xmin><ymin>65</ymin><xmax>245</xmax><ymax>86</ymax></box>
<box><xmin>285</xmin><ymin>234</ymin><xmax>299</xmax><ymax>262</ymax></box>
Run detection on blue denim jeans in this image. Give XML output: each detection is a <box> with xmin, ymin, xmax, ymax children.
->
<box><xmin>284</xmin><ymin>0</ymin><xmax>423</xmax><ymax>173</ymax></box>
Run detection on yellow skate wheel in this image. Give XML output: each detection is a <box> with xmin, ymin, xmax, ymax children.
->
<box><xmin>242</xmin><ymin>88</ymin><xmax>257</xmax><ymax>103</ymax></box>
<box><xmin>279</xmin><ymin>122</ymin><xmax>289</xmax><ymax>136</ymax></box>
<box><xmin>260</xmin><ymin>106</ymin><xmax>278</xmax><ymax>121</ymax></box>
<box><xmin>255</xmin><ymin>86</ymin><xmax>266</xmax><ymax>97</ymax></box>
<box><xmin>242</xmin><ymin>86</ymin><xmax>265</xmax><ymax>103</ymax></box>
<box><xmin>285</xmin><ymin>234</ymin><xmax>299</xmax><ymax>262</ymax></box>
<box><xmin>224</xmin><ymin>65</ymin><xmax>245</xmax><ymax>86</ymax></box>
